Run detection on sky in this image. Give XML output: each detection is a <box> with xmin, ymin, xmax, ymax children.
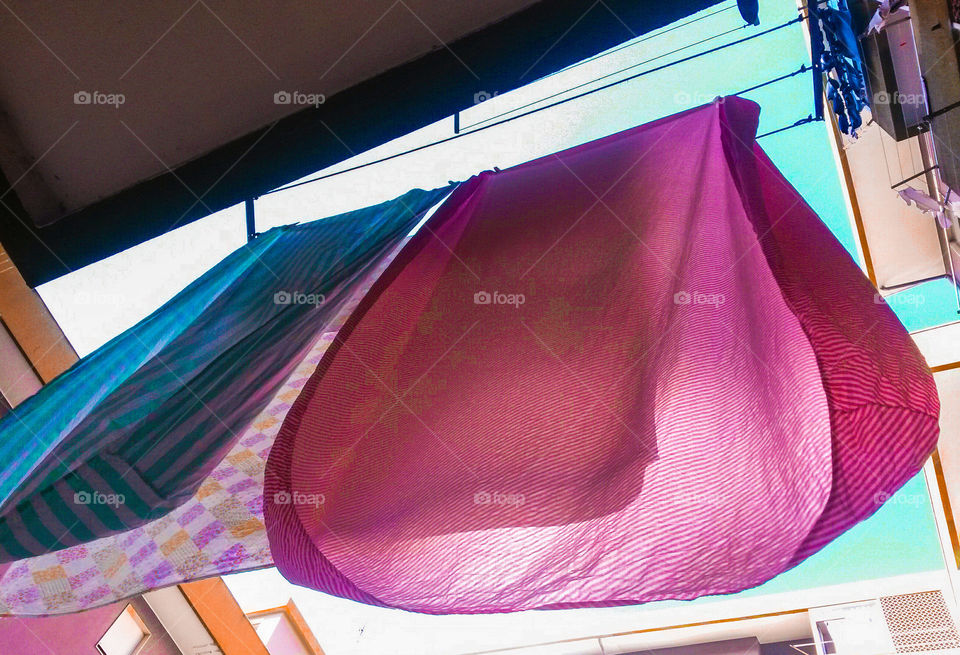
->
<box><xmin>33</xmin><ymin>1</ymin><xmax>956</xmax><ymax>653</ymax></box>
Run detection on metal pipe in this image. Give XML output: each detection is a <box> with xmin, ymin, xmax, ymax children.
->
<box><xmin>245</xmin><ymin>198</ymin><xmax>257</xmax><ymax>242</ymax></box>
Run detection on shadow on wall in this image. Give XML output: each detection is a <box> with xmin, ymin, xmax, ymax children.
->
<box><xmin>0</xmin><ymin>597</ymin><xmax>180</xmax><ymax>654</ymax></box>
<box><xmin>760</xmin><ymin>640</ymin><xmax>814</xmax><ymax>655</ymax></box>
<box><xmin>623</xmin><ymin>637</ymin><xmax>816</xmax><ymax>654</ymax></box>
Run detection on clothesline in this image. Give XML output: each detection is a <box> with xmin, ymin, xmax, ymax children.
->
<box><xmin>464</xmin><ymin>23</ymin><xmax>751</xmax><ymax>132</ymax></box>
<box><xmin>261</xmin><ymin>14</ymin><xmax>808</xmax><ymax>198</ymax></box>
<box><xmin>756</xmin><ymin>114</ymin><xmax>818</xmax><ymax>139</ymax></box>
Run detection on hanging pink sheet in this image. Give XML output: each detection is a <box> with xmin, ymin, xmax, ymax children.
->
<box><xmin>265</xmin><ymin>97</ymin><xmax>939</xmax><ymax>613</ymax></box>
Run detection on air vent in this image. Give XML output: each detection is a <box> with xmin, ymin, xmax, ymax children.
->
<box><xmin>811</xmin><ymin>591</ymin><xmax>960</xmax><ymax>654</ymax></box>
<box><xmin>880</xmin><ymin>591</ymin><xmax>960</xmax><ymax>653</ymax></box>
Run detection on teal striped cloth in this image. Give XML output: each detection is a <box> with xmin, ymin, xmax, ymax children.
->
<box><xmin>0</xmin><ymin>184</ymin><xmax>454</xmax><ymax>561</ymax></box>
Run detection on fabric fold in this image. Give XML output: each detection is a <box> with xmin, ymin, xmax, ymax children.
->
<box><xmin>716</xmin><ymin>103</ymin><xmax>940</xmax><ymax>562</ymax></box>
<box><xmin>263</xmin><ymin>97</ymin><xmax>937</xmax><ymax>614</ymax></box>
<box><xmin>0</xmin><ymin>184</ymin><xmax>454</xmax><ymax>564</ymax></box>
<box><xmin>0</xmin><ymin>231</ymin><xmax>421</xmax><ymax>615</ymax></box>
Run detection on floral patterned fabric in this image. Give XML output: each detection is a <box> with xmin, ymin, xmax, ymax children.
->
<box><xmin>0</xmin><ymin>232</ymin><xmax>416</xmax><ymax>615</ymax></box>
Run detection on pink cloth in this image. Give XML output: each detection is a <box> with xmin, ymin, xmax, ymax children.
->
<box><xmin>265</xmin><ymin>97</ymin><xmax>939</xmax><ymax>613</ymax></box>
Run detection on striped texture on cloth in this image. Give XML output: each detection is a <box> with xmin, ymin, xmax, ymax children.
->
<box><xmin>0</xmin><ymin>235</ymin><xmax>408</xmax><ymax>615</ymax></box>
<box><xmin>264</xmin><ymin>97</ymin><xmax>940</xmax><ymax>613</ymax></box>
<box><xmin>0</xmin><ymin>184</ymin><xmax>454</xmax><ymax>563</ymax></box>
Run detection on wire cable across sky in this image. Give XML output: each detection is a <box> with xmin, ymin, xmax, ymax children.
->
<box><xmin>264</xmin><ymin>14</ymin><xmax>807</xmax><ymax>197</ymax></box>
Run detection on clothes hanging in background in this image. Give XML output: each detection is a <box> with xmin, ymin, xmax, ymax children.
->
<box><xmin>0</xmin><ymin>184</ymin><xmax>454</xmax><ymax>563</ymax></box>
<box><xmin>264</xmin><ymin>97</ymin><xmax>939</xmax><ymax>614</ymax></box>
<box><xmin>810</xmin><ymin>1</ymin><xmax>867</xmax><ymax>135</ymax></box>
<box><xmin>865</xmin><ymin>0</ymin><xmax>908</xmax><ymax>36</ymax></box>
<box><xmin>736</xmin><ymin>0</ymin><xmax>759</xmax><ymax>26</ymax></box>
<box><xmin>897</xmin><ymin>186</ymin><xmax>955</xmax><ymax>229</ymax></box>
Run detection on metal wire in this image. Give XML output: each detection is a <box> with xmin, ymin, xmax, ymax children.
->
<box><xmin>263</xmin><ymin>16</ymin><xmax>806</xmax><ymax>196</ymax></box>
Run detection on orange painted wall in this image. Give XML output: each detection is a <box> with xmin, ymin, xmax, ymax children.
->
<box><xmin>181</xmin><ymin>578</ymin><xmax>271</xmax><ymax>655</ymax></box>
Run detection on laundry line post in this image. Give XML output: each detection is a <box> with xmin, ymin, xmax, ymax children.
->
<box><xmin>805</xmin><ymin>0</ymin><xmax>824</xmax><ymax>121</ymax></box>
<box><xmin>245</xmin><ymin>198</ymin><xmax>257</xmax><ymax>242</ymax></box>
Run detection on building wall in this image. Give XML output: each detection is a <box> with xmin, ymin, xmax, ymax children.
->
<box><xmin>180</xmin><ymin>578</ymin><xmax>270</xmax><ymax>655</ymax></box>
<box><xmin>0</xmin><ymin>243</ymin><xmax>76</xmax><ymax>383</ymax></box>
<box><xmin>0</xmin><ymin>597</ymin><xmax>181</xmax><ymax>655</ymax></box>
<box><xmin>124</xmin><ymin>598</ymin><xmax>182</xmax><ymax>655</ymax></box>
<box><xmin>261</xmin><ymin>614</ymin><xmax>311</xmax><ymax>655</ymax></box>
<box><xmin>760</xmin><ymin>641</ymin><xmax>810</xmax><ymax>655</ymax></box>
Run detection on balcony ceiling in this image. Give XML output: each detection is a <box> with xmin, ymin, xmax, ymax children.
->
<box><xmin>0</xmin><ymin>0</ymin><xmax>720</xmax><ymax>285</ymax></box>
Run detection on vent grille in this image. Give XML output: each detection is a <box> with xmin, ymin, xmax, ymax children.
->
<box><xmin>880</xmin><ymin>591</ymin><xmax>960</xmax><ymax>653</ymax></box>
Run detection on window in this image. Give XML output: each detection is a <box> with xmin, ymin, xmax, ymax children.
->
<box><xmin>96</xmin><ymin>605</ymin><xmax>149</xmax><ymax>655</ymax></box>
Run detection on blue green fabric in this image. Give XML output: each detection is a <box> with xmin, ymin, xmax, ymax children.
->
<box><xmin>0</xmin><ymin>184</ymin><xmax>454</xmax><ymax>561</ymax></box>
